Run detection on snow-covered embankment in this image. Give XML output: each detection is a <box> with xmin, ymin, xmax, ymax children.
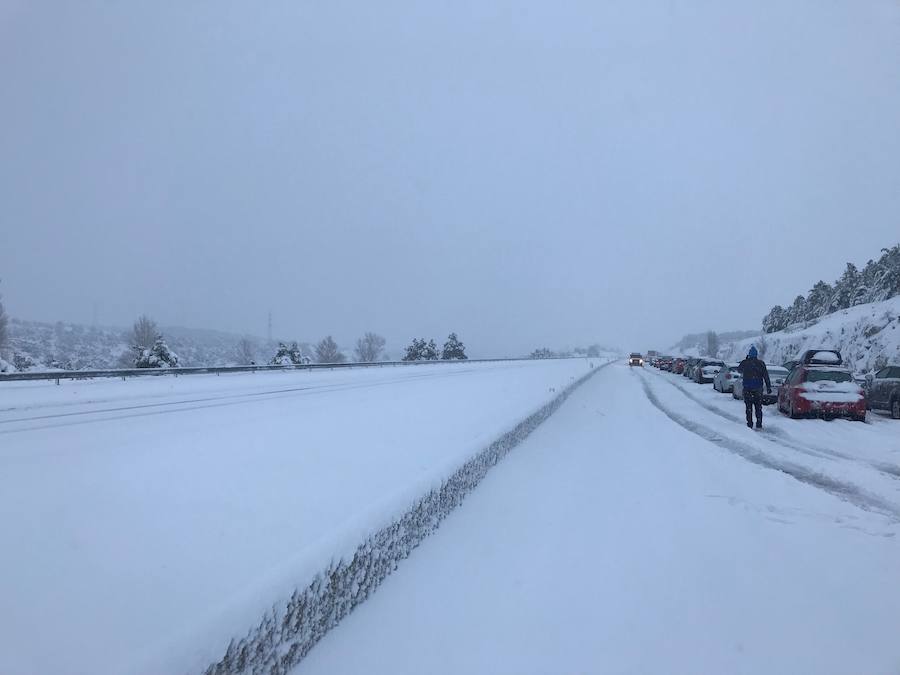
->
<box><xmin>720</xmin><ymin>296</ymin><xmax>900</xmax><ymax>373</ymax></box>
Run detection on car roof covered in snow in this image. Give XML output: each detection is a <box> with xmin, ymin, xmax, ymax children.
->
<box><xmin>802</xmin><ymin>364</ymin><xmax>852</xmax><ymax>373</ymax></box>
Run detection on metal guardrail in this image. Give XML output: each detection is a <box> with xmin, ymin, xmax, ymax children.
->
<box><xmin>0</xmin><ymin>356</ymin><xmax>584</xmax><ymax>385</ymax></box>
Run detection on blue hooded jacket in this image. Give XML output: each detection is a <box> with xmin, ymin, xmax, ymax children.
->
<box><xmin>737</xmin><ymin>347</ymin><xmax>771</xmax><ymax>391</ymax></box>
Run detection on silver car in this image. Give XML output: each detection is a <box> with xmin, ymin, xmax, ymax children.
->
<box><xmin>713</xmin><ymin>363</ymin><xmax>741</xmax><ymax>393</ymax></box>
<box><xmin>732</xmin><ymin>365</ymin><xmax>790</xmax><ymax>403</ymax></box>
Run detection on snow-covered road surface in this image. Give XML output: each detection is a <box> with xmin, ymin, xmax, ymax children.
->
<box><xmin>295</xmin><ymin>363</ymin><xmax>900</xmax><ymax>675</ymax></box>
<box><xmin>0</xmin><ymin>359</ymin><xmax>597</xmax><ymax>675</ymax></box>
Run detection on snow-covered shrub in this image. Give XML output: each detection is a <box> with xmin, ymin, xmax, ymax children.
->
<box><xmin>441</xmin><ymin>333</ymin><xmax>467</xmax><ymax>360</ymax></box>
<box><xmin>134</xmin><ymin>336</ymin><xmax>179</xmax><ymax>368</ymax></box>
<box><xmin>270</xmin><ymin>341</ymin><xmax>308</xmax><ymax>365</ymax></box>
<box><xmin>12</xmin><ymin>352</ymin><xmax>34</xmax><ymax>371</ymax></box>
<box><xmin>530</xmin><ymin>347</ymin><xmax>555</xmax><ymax>359</ymax></box>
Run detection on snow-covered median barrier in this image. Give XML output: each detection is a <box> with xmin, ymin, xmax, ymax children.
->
<box><xmin>0</xmin><ymin>359</ymin><xmax>605</xmax><ymax>675</ymax></box>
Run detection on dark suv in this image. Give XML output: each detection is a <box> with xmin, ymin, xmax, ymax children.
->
<box><xmin>869</xmin><ymin>366</ymin><xmax>900</xmax><ymax>419</ymax></box>
<box><xmin>629</xmin><ymin>353</ymin><xmax>644</xmax><ymax>367</ymax></box>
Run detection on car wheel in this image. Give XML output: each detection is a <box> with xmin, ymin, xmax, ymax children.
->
<box><xmin>892</xmin><ymin>398</ymin><xmax>900</xmax><ymax>420</ymax></box>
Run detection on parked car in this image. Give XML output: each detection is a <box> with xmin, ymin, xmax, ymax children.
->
<box><xmin>762</xmin><ymin>366</ymin><xmax>790</xmax><ymax>404</ymax></box>
<box><xmin>777</xmin><ymin>363</ymin><xmax>867</xmax><ymax>421</ymax></box>
<box><xmin>629</xmin><ymin>353</ymin><xmax>644</xmax><ymax>367</ymax></box>
<box><xmin>672</xmin><ymin>358</ymin><xmax>686</xmax><ymax>374</ymax></box>
<box><xmin>694</xmin><ymin>359</ymin><xmax>725</xmax><ymax>384</ymax></box>
<box><xmin>868</xmin><ymin>365</ymin><xmax>900</xmax><ymax>419</ymax></box>
<box><xmin>713</xmin><ymin>364</ymin><xmax>741</xmax><ymax>393</ymax></box>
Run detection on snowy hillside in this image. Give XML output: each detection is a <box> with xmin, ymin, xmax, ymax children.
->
<box><xmin>5</xmin><ymin>319</ymin><xmax>279</xmax><ymax>370</ymax></box>
<box><xmin>720</xmin><ymin>296</ymin><xmax>900</xmax><ymax>373</ymax></box>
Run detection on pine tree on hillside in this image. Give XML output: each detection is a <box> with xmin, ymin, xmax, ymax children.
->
<box><xmin>826</xmin><ymin>263</ymin><xmax>859</xmax><ymax>313</ymax></box>
<box><xmin>441</xmin><ymin>333</ymin><xmax>468</xmax><ymax>360</ymax></box>
<box><xmin>762</xmin><ymin>305</ymin><xmax>788</xmax><ymax>334</ymax></box>
<box><xmin>759</xmin><ymin>243</ymin><xmax>900</xmax><ymax>333</ymax></box>
<box><xmin>805</xmin><ymin>280</ymin><xmax>833</xmax><ymax>319</ymax></box>
<box><xmin>787</xmin><ymin>295</ymin><xmax>808</xmax><ymax>325</ymax></box>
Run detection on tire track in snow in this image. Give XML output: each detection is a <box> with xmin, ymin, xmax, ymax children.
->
<box><xmin>649</xmin><ymin>369</ymin><xmax>900</xmax><ymax>480</ymax></box>
<box><xmin>636</xmin><ymin>370</ymin><xmax>900</xmax><ymax>522</ymax></box>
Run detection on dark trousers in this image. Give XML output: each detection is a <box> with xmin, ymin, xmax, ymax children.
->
<box><xmin>744</xmin><ymin>389</ymin><xmax>763</xmax><ymax>425</ymax></box>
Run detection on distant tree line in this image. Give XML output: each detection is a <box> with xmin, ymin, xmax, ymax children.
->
<box><xmin>530</xmin><ymin>344</ymin><xmax>603</xmax><ymax>359</ymax></box>
<box><xmin>762</xmin><ymin>244</ymin><xmax>900</xmax><ymax>333</ymax></box>
<box><xmin>1</xmin><ymin>289</ymin><xmax>473</xmax><ymax>371</ymax></box>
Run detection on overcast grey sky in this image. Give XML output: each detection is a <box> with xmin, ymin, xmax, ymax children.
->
<box><xmin>1</xmin><ymin>0</ymin><xmax>899</xmax><ymax>355</ymax></box>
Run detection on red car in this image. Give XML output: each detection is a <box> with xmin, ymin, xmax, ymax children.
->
<box><xmin>672</xmin><ymin>358</ymin><xmax>686</xmax><ymax>375</ymax></box>
<box><xmin>777</xmin><ymin>364</ymin><xmax>867</xmax><ymax>421</ymax></box>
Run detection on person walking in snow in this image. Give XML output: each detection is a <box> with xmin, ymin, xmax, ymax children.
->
<box><xmin>737</xmin><ymin>345</ymin><xmax>771</xmax><ymax>429</ymax></box>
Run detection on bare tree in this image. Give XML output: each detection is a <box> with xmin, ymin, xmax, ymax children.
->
<box><xmin>131</xmin><ymin>315</ymin><xmax>158</xmax><ymax>351</ymax></box>
<box><xmin>354</xmin><ymin>332</ymin><xmax>386</xmax><ymax>362</ymax></box>
<box><xmin>315</xmin><ymin>335</ymin><xmax>346</xmax><ymax>364</ymax></box>
<box><xmin>706</xmin><ymin>331</ymin><xmax>719</xmax><ymax>357</ymax></box>
<box><xmin>0</xmin><ymin>280</ymin><xmax>8</xmax><ymax>356</ymax></box>
<box><xmin>234</xmin><ymin>337</ymin><xmax>257</xmax><ymax>365</ymax></box>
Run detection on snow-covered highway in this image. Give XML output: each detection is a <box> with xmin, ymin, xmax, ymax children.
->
<box><xmin>0</xmin><ymin>359</ymin><xmax>597</xmax><ymax>675</ymax></box>
<box><xmin>3</xmin><ymin>358</ymin><xmax>900</xmax><ymax>675</ymax></box>
<box><xmin>296</xmin><ymin>363</ymin><xmax>900</xmax><ymax>675</ymax></box>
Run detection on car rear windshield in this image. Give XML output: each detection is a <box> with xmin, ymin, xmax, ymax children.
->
<box><xmin>805</xmin><ymin>370</ymin><xmax>852</xmax><ymax>383</ymax></box>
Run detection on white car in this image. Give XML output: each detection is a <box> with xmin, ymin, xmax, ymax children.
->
<box><xmin>712</xmin><ymin>364</ymin><xmax>741</xmax><ymax>393</ymax></box>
